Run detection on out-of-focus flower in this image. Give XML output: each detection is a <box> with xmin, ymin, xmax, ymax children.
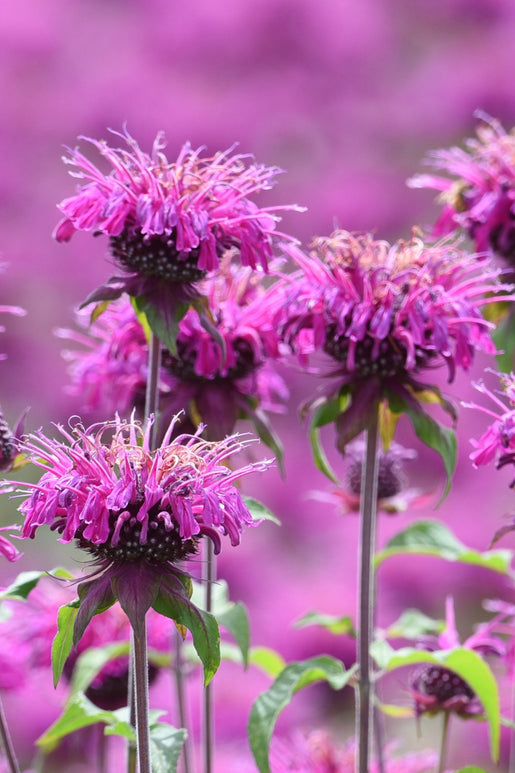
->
<box><xmin>57</xmin><ymin>259</ymin><xmax>289</xmax><ymax>442</ymax></box>
<box><xmin>410</xmin><ymin>596</ymin><xmax>506</xmax><ymax>718</ymax></box>
<box><xmin>54</xmin><ymin>128</ymin><xmax>303</xmax><ymax>312</ymax></box>
<box><xmin>0</xmin><ymin>525</ymin><xmax>21</xmax><ymax>563</ymax></box>
<box><xmin>221</xmin><ymin>731</ymin><xmax>437</xmax><ymax>772</ymax></box>
<box><xmin>467</xmin><ymin>371</ymin><xmax>515</xmax><ymax>471</ymax></box>
<box><xmin>408</xmin><ymin>113</ymin><xmax>515</xmax><ymax>262</ymax></box>
<box><xmin>0</xmin><ymin>414</ymin><xmax>270</xmax><ymax>637</ymax></box>
<box><xmin>273</xmin><ymin>229</ymin><xmax>512</xmax><ymax>449</ymax></box>
<box><xmin>310</xmin><ymin>440</ymin><xmax>430</xmax><ymax>515</ymax></box>
<box><xmin>0</xmin><ymin>264</ymin><xmax>25</xmax><ymax>361</ymax></box>
<box><xmin>0</xmin><ymin>579</ymin><xmax>169</xmax><ymax>710</ymax></box>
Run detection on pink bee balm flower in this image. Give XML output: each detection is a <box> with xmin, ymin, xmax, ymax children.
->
<box><xmin>1</xmin><ymin>415</ymin><xmax>270</xmax><ymax>639</ymax></box>
<box><xmin>57</xmin><ymin>260</ymin><xmax>289</xmax><ymax>443</ymax></box>
<box><xmin>273</xmin><ymin>229</ymin><xmax>512</xmax><ymax>449</ymax></box>
<box><xmin>467</xmin><ymin>372</ymin><xmax>515</xmax><ymax>472</ymax></box>
<box><xmin>0</xmin><ymin>525</ymin><xmax>21</xmax><ymax>563</ymax></box>
<box><xmin>408</xmin><ymin>113</ymin><xmax>515</xmax><ymax>261</ymax></box>
<box><xmin>410</xmin><ymin>596</ymin><xmax>506</xmax><ymax>718</ymax></box>
<box><xmin>54</xmin><ymin>128</ymin><xmax>303</xmax><ymax>311</ymax></box>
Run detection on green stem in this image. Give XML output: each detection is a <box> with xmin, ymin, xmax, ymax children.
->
<box><xmin>0</xmin><ymin>695</ymin><xmax>20</xmax><ymax>773</ymax></box>
<box><xmin>174</xmin><ymin>630</ymin><xmax>193</xmax><ymax>773</ymax></box>
<box><xmin>438</xmin><ymin>712</ymin><xmax>450</xmax><ymax>773</ymax></box>
<box><xmin>203</xmin><ymin>539</ymin><xmax>216</xmax><ymax>773</ymax></box>
<box><xmin>356</xmin><ymin>410</ymin><xmax>380</xmax><ymax>773</ymax></box>
<box><xmin>133</xmin><ymin>620</ymin><xmax>152</xmax><ymax>773</ymax></box>
<box><xmin>127</xmin><ymin>629</ymin><xmax>137</xmax><ymax>773</ymax></box>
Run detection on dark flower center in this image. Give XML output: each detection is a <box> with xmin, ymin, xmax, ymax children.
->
<box><xmin>347</xmin><ymin>455</ymin><xmax>404</xmax><ymax>499</ymax></box>
<box><xmin>488</xmin><ymin>217</ymin><xmax>515</xmax><ymax>261</ymax></box>
<box><xmin>53</xmin><ymin>501</ymin><xmax>198</xmax><ymax>565</ymax></box>
<box><xmin>109</xmin><ymin>225</ymin><xmax>207</xmax><ymax>283</ymax></box>
<box><xmin>323</xmin><ymin>326</ymin><xmax>432</xmax><ymax>378</ymax></box>
<box><xmin>417</xmin><ymin>666</ymin><xmax>474</xmax><ymax>705</ymax></box>
<box><xmin>162</xmin><ymin>337</ymin><xmax>258</xmax><ymax>382</ymax></box>
<box><xmin>63</xmin><ymin>654</ymin><xmax>158</xmax><ymax>711</ymax></box>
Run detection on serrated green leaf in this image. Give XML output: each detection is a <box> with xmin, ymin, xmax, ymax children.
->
<box><xmin>249</xmin><ymin>647</ymin><xmax>286</xmax><ymax>678</ymax></box>
<box><xmin>294</xmin><ymin>611</ymin><xmax>356</xmax><ymax>637</ymax></box>
<box><xmin>104</xmin><ymin>709</ymin><xmax>166</xmax><ymax>740</ymax></box>
<box><xmin>385</xmin><ymin>608</ymin><xmax>445</xmax><ymax>639</ymax></box>
<box><xmin>374</xmin><ymin>519</ymin><xmax>513</xmax><ymax>575</ymax></box>
<box><xmin>248</xmin><ymin>656</ymin><xmax>355</xmax><ymax>773</ymax></box>
<box><xmin>216</xmin><ymin>601</ymin><xmax>250</xmax><ymax>668</ymax></box>
<box><xmin>149</xmin><ymin>723</ymin><xmax>187</xmax><ymax>773</ymax></box>
<box><xmin>153</xmin><ymin>579</ymin><xmax>220</xmax><ymax>686</ymax></box>
<box><xmin>243</xmin><ymin>496</ymin><xmax>281</xmax><ymax>525</ymax></box>
<box><xmin>52</xmin><ymin>602</ymin><xmax>79</xmax><ymax>688</ymax></box>
<box><xmin>379</xmin><ymin>648</ymin><xmax>500</xmax><ymax>762</ymax></box>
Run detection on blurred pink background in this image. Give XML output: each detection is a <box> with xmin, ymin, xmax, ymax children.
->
<box><xmin>2</xmin><ymin>1</ymin><xmax>515</xmax><ymax>769</ymax></box>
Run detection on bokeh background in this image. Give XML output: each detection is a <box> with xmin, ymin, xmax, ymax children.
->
<box><xmin>2</xmin><ymin>0</ymin><xmax>515</xmax><ymax>770</ymax></box>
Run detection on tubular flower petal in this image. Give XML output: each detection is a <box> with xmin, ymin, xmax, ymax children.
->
<box><xmin>54</xmin><ymin>129</ymin><xmax>303</xmax><ymax>306</ymax></box>
<box><xmin>276</xmin><ymin>230</ymin><xmax>510</xmax><ymax>385</ymax></box>
<box><xmin>408</xmin><ymin>113</ymin><xmax>515</xmax><ymax>262</ymax></box>
<box><xmin>0</xmin><ymin>414</ymin><xmax>271</xmax><ymax>570</ymax></box>
<box><xmin>466</xmin><ymin>372</ymin><xmax>515</xmax><ymax>474</ymax></box>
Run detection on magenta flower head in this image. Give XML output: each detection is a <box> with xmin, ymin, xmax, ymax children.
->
<box><xmin>311</xmin><ymin>440</ymin><xmax>429</xmax><ymax>515</ymax></box>
<box><xmin>1</xmin><ymin>414</ymin><xmax>270</xmax><ymax>647</ymax></box>
<box><xmin>274</xmin><ymin>229</ymin><xmax>512</xmax><ymax>478</ymax></box>
<box><xmin>54</xmin><ymin>129</ymin><xmax>303</xmax><ymax>350</ymax></box>
<box><xmin>411</xmin><ymin>597</ymin><xmax>506</xmax><ymax>718</ymax></box>
<box><xmin>57</xmin><ymin>260</ymin><xmax>289</xmax><ymax>450</ymax></box>
<box><xmin>408</xmin><ymin>113</ymin><xmax>515</xmax><ymax>263</ymax></box>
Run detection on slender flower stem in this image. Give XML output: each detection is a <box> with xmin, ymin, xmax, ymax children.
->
<box><xmin>0</xmin><ymin>695</ymin><xmax>20</xmax><ymax>773</ymax></box>
<box><xmin>98</xmin><ymin>722</ymin><xmax>108</xmax><ymax>773</ymax></box>
<box><xmin>133</xmin><ymin>621</ymin><xmax>152</xmax><ymax>773</ymax></box>
<box><xmin>145</xmin><ymin>331</ymin><xmax>161</xmax><ymax>447</ymax></box>
<box><xmin>174</xmin><ymin>629</ymin><xmax>193</xmax><ymax>773</ymax></box>
<box><xmin>203</xmin><ymin>538</ymin><xmax>216</xmax><ymax>773</ymax></box>
<box><xmin>127</xmin><ymin>629</ymin><xmax>137</xmax><ymax>773</ymax></box>
<box><xmin>356</xmin><ymin>409</ymin><xmax>380</xmax><ymax>773</ymax></box>
<box><xmin>438</xmin><ymin>712</ymin><xmax>451</xmax><ymax>773</ymax></box>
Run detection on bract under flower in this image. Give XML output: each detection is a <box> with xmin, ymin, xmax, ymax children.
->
<box><xmin>408</xmin><ymin>113</ymin><xmax>515</xmax><ymax>261</ymax></box>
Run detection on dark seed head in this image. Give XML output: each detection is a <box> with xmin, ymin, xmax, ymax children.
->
<box><xmin>0</xmin><ymin>412</ymin><xmax>14</xmax><ymax>472</ymax></box>
<box><xmin>416</xmin><ymin>665</ymin><xmax>474</xmax><ymax>705</ymax></box>
<box><xmin>109</xmin><ymin>225</ymin><xmax>207</xmax><ymax>283</ymax></box>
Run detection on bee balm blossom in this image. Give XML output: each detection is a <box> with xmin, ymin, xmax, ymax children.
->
<box><xmin>54</xmin><ymin>129</ymin><xmax>302</xmax><ymax>310</ymax></box>
<box><xmin>57</xmin><ymin>260</ymin><xmax>288</xmax><ymax>442</ymax></box>
<box><xmin>274</xmin><ymin>230</ymin><xmax>512</xmax><ymax>448</ymax></box>
<box><xmin>0</xmin><ymin>415</ymin><xmax>270</xmax><ymax>638</ymax></box>
<box><xmin>408</xmin><ymin>113</ymin><xmax>515</xmax><ymax>262</ymax></box>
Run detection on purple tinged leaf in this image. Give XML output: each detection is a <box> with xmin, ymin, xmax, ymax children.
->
<box><xmin>74</xmin><ymin>575</ymin><xmax>116</xmax><ymax>646</ymax></box>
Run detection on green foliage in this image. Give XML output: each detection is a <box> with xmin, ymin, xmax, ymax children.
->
<box><xmin>52</xmin><ymin>602</ymin><xmax>79</xmax><ymax>688</ymax></box>
<box><xmin>0</xmin><ymin>568</ymin><xmax>74</xmax><ymax>602</ymax></box>
<box><xmin>243</xmin><ymin>496</ymin><xmax>281</xmax><ymax>525</ymax></box>
<box><xmin>307</xmin><ymin>391</ymin><xmax>350</xmax><ymax>482</ymax></box>
<box><xmin>385</xmin><ymin>608</ymin><xmax>445</xmax><ymax>639</ymax></box>
<box><xmin>375</xmin><ymin>519</ymin><xmax>513</xmax><ymax>574</ymax></box>
<box><xmin>248</xmin><ymin>656</ymin><xmax>355</xmax><ymax>773</ymax></box>
<box><xmin>294</xmin><ymin>611</ymin><xmax>356</xmax><ymax>637</ymax></box>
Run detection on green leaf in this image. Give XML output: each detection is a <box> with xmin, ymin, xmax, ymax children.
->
<box><xmin>0</xmin><ymin>568</ymin><xmax>74</xmax><ymax>602</ymax></box>
<box><xmin>455</xmin><ymin>768</ymin><xmax>488</xmax><ymax>773</ymax></box>
<box><xmin>150</xmin><ymin>724</ymin><xmax>188</xmax><ymax>773</ymax></box>
<box><xmin>104</xmin><ymin>709</ymin><xmax>166</xmax><ymax>740</ymax></box>
<box><xmin>216</xmin><ymin>601</ymin><xmax>250</xmax><ymax>668</ymax></box>
<box><xmin>133</xmin><ymin>294</ymin><xmax>189</xmax><ymax>355</ymax></box>
<box><xmin>376</xmin><ymin>701</ymin><xmax>414</xmax><ymax>718</ymax></box>
<box><xmin>153</xmin><ymin>578</ymin><xmax>220</xmax><ymax>686</ymax></box>
<box><xmin>294</xmin><ymin>611</ymin><xmax>356</xmax><ymax>637</ymax></box>
<box><xmin>251</xmin><ymin>407</ymin><xmax>285</xmax><ymax>474</ymax></box>
<box><xmin>243</xmin><ymin>496</ymin><xmax>281</xmax><ymax>526</ymax></box>
<box><xmin>37</xmin><ymin>693</ymin><xmax>122</xmax><ymax>752</ymax></box>
<box><xmin>385</xmin><ymin>608</ymin><xmax>445</xmax><ymax>639</ymax></box>
<box><xmin>374</xmin><ymin>519</ymin><xmax>513</xmax><ymax>575</ymax></box>
<box><xmin>52</xmin><ymin>602</ymin><xmax>79</xmax><ymax>688</ymax></box>
<box><xmin>307</xmin><ymin>392</ymin><xmax>350</xmax><ymax>483</ymax></box>
<box><xmin>249</xmin><ymin>647</ymin><xmax>286</xmax><ymax>678</ymax></box>
<box><xmin>248</xmin><ymin>656</ymin><xmax>355</xmax><ymax>773</ymax></box>
<box><xmin>492</xmin><ymin>308</ymin><xmax>515</xmax><ymax>373</ymax></box>
<box><xmin>378</xmin><ymin>647</ymin><xmax>500</xmax><ymax>762</ymax></box>
<box><xmin>385</xmin><ymin>387</ymin><xmax>457</xmax><ymax>502</ymax></box>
